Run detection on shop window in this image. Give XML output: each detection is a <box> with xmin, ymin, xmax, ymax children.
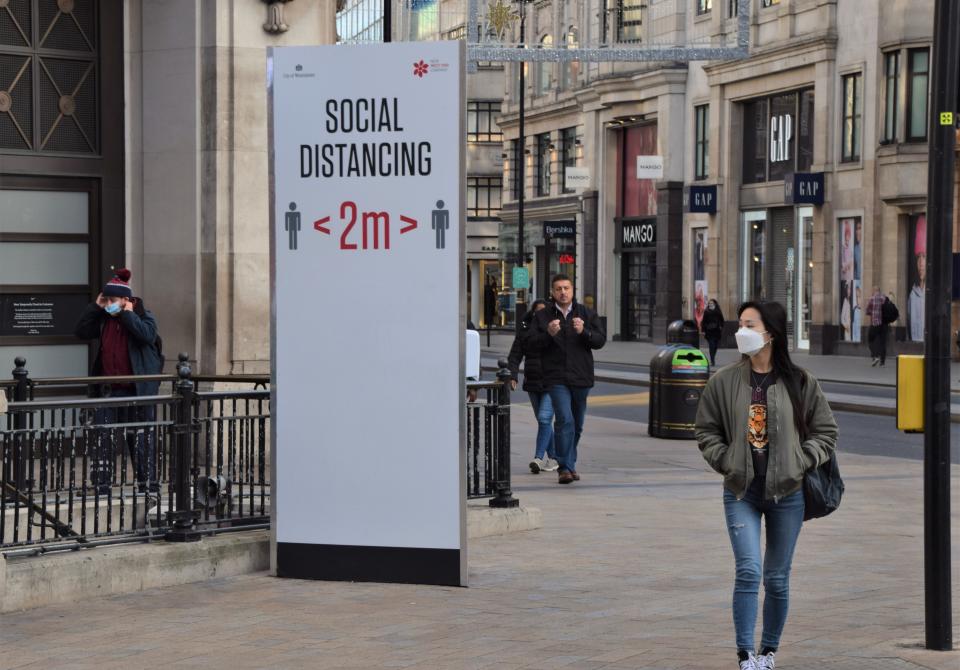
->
<box><xmin>466</xmin><ymin>101</ymin><xmax>502</xmax><ymax>144</ymax></box>
<box><xmin>694</xmin><ymin>104</ymin><xmax>709</xmax><ymax>180</ymax></box>
<box><xmin>907</xmin><ymin>48</ymin><xmax>929</xmax><ymax>142</ymax></box>
<box><xmin>617</xmin><ymin>0</ymin><xmax>642</xmax><ymax>43</ymax></box>
<box><xmin>536</xmin><ymin>132</ymin><xmax>551</xmax><ymax>197</ymax></box>
<box><xmin>560</xmin><ymin>127</ymin><xmax>578</xmax><ymax>193</ymax></box>
<box><xmin>841</xmin><ymin>72</ymin><xmax>862</xmax><ymax>163</ymax></box>
<box><xmin>882</xmin><ymin>51</ymin><xmax>899</xmax><ymax>143</ymax></box>
<box><xmin>741</xmin><ymin>89</ymin><xmax>814</xmax><ymax>184</ymax></box>
<box><xmin>467</xmin><ymin>176</ymin><xmax>502</xmax><ymax>219</ymax></box>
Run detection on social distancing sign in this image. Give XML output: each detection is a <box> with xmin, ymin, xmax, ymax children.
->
<box><xmin>268</xmin><ymin>42</ymin><xmax>466</xmax><ymax>586</ymax></box>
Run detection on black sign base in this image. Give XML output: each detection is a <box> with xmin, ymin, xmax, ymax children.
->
<box><xmin>276</xmin><ymin>542</ymin><xmax>464</xmax><ymax>586</ymax></box>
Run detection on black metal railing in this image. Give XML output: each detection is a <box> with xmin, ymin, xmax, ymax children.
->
<box><xmin>466</xmin><ymin>362</ymin><xmax>517</xmax><ymax>508</ymax></box>
<box><xmin>1</xmin><ymin>354</ymin><xmax>515</xmax><ymax>552</ymax></box>
<box><xmin>0</xmin><ymin>354</ymin><xmax>270</xmax><ymax>552</ymax></box>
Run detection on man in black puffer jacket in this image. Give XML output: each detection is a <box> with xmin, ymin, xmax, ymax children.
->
<box><xmin>508</xmin><ymin>300</ymin><xmax>559</xmax><ymax>474</ymax></box>
<box><xmin>75</xmin><ymin>269</ymin><xmax>163</xmax><ymax>495</ymax></box>
<box><xmin>527</xmin><ymin>275</ymin><xmax>606</xmax><ymax>484</ymax></box>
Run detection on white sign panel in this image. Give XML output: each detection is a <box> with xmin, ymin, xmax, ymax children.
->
<box><xmin>636</xmin><ymin>155</ymin><xmax>664</xmax><ymax>179</ymax></box>
<box><xmin>269</xmin><ymin>42</ymin><xmax>465</xmax><ymax>586</ymax></box>
<box><xmin>564</xmin><ymin>167</ymin><xmax>591</xmax><ymax>190</ymax></box>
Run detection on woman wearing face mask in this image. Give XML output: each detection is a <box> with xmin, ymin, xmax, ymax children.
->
<box><xmin>700</xmin><ymin>299</ymin><xmax>725</xmax><ymax>366</ymax></box>
<box><xmin>694</xmin><ymin>301</ymin><xmax>838</xmax><ymax>670</ymax></box>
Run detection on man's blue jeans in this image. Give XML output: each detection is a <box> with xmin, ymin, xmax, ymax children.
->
<box><xmin>547</xmin><ymin>385</ymin><xmax>590</xmax><ymax>473</ymax></box>
<box><xmin>723</xmin><ymin>487</ymin><xmax>805</xmax><ymax>652</ymax></box>
<box><xmin>527</xmin><ymin>391</ymin><xmax>556</xmax><ymax>461</ymax></box>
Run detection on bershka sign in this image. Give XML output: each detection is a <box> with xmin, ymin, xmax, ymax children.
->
<box><xmin>621</xmin><ymin>219</ymin><xmax>656</xmax><ymax>248</ymax></box>
<box><xmin>636</xmin><ymin>155</ymin><xmax>664</xmax><ymax>179</ymax></box>
<box><xmin>544</xmin><ymin>221</ymin><xmax>575</xmax><ymax>238</ymax></box>
<box><xmin>268</xmin><ymin>42</ymin><xmax>466</xmax><ymax>586</ymax></box>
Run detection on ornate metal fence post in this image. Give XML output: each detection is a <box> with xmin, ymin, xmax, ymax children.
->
<box><xmin>9</xmin><ymin>357</ymin><xmax>29</xmax><ymax>494</ymax></box>
<box><xmin>166</xmin><ymin>354</ymin><xmax>200</xmax><ymax>541</ymax></box>
<box><xmin>489</xmin><ymin>358</ymin><xmax>518</xmax><ymax>508</ymax></box>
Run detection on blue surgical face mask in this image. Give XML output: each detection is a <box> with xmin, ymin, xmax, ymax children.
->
<box><xmin>104</xmin><ymin>301</ymin><xmax>122</xmax><ymax>315</ymax></box>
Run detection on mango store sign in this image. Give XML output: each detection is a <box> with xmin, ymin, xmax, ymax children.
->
<box><xmin>268</xmin><ymin>42</ymin><xmax>466</xmax><ymax>586</ymax></box>
<box><xmin>636</xmin><ymin>155</ymin><xmax>664</xmax><ymax>180</ymax></box>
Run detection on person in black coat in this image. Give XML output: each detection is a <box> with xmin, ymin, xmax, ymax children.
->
<box><xmin>507</xmin><ymin>300</ymin><xmax>558</xmax><ymax>474</ymax></box>
<box><xmin>527</xmin><ymin>275</ymin><xmax>606</xmax><ymax>484</ymax></box>
<box><xmin>701</xmin><ymin>299</ymin><xmax>725</xmax><ymax>366</ymax></box>
<box><xmin>75</xmin><ymin>269</ymin><xmax>163</xmax><ymax>494</ymax></box>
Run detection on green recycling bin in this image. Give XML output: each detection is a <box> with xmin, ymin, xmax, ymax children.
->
<box><xmin>648</xmin><ymin>345</ymin><xmax>710</xmax><ymax>439</ymax></box>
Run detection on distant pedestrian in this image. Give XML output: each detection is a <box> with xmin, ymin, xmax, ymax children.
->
<box><xmin>529</xmin><ymin>275</ymin><xmax>606</xmax><ymax>485</ymax></box>
<box><xmin>508</xmin><ymin>299</ymin><xmax>558</xmax><ymax>474</ymax></box>
<box><xmin>701</xmin><ymin>299</ymin><xmax>725</xmax><ymax>366</ymax></box>
<box><xmin>865</xmin><ymin>286</ymin><xmax>888</xmax><ymax>366</ymax></box>
<box><xmin>695</xmin><ymin>301</ymin><xmax>838</xmax><ymax>670</ymax></box>
<box><xmin>75</xmin><ymin>269</ymin><xmax>164</xmax><ymax>495</ymax></box>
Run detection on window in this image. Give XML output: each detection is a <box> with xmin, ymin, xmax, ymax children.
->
<box><xmin>741</xmin><ymin>90</ymin><xmax>815</xmax><ymax>184</ymax></box>
<box><xmin>537</xmin><ymin>35</ymin><xmax>553</xmax><ymax>95</ymax></box>
<box><xmin>697</xmin><ymin>0</ymin><xmax>712</xmax><ymax>15</ymax></box>
<box><xmin>883</xmin><ymin>52</ymin><xmax>899</xmax><ymax>143</ymax></box>
<box><xmin>841</xmin><ymin>72</ymin><xmax>862</xmax><ymax>163</ymax></box>
<box><xmin>617</xmin><ymin>0</ymin><xmax>643</xmax><ymax>42</ymax></box>
<box><xmin>467</xmin><ymin>101</ymin><xmax>502</xmax><ymax>143</ymax></box>
<box><xmin>467</xmin><ymin>176</ymin><xmax>503</xmax><ymax>218</ymax></box>
<box><xmin>510</xmin><ymin>139</ymin><xmax>522</xmax><ymax>199</ymax></box>
<box><xmin>761</xmin><ymin>0</ymin><xmax>779</xmax><ymax>6</ymax></box>
<box><xmin>536</xmin><ymin>133</ymin><xmax>552</xmax><ymax>196</ymax></box>
<box><xmin>728</xmin><ymin>0</ymin><xmax>739</xmax><ymax>17</ymax></box>
<box><xmin>907</xmin><ymin>48</ymin><xmax>929</xmax><ymax>141</ymax></box>
<box><xmin>560</xmin><ymin>127</ymin><xmax>578</xmax><ymax>193</ymax></box>
<box><xmin>694</xmin><ymin>104</ymin><xmax>709</xmax><ymax>180</ymax></box>
<box><xmin>561</xmin><ymin>27</ymin><xmax>580</xmax><ymax>91</ymax></box>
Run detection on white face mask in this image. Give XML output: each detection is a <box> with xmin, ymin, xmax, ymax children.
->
<box><xmin>735</xmin><ymin>327</ymin><xmax>769</xmax><ymax>356</ymax></box>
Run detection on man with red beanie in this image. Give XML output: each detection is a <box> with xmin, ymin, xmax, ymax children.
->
<box><xmin>75</xmin><ymin>269</ymin><xmax>163</xmax><ymax>495</ymax></box>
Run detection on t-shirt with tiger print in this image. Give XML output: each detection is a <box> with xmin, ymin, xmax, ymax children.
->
<box><xmin>748</xmin><ymin>370</ymin><xmax>776</xmax><ymax>486</ymax></box>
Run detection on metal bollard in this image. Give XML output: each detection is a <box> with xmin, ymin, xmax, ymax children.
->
<box><xmin>166</xmin><ymin>354</ymin><xmax>201</xmax><ymax>541</ymax></box>
<box><xmin>489</xmin><ymin>358</ymin><xmax>519</xmax><ymax>508</ymax></box>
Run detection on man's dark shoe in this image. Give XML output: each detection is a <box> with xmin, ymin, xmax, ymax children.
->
<box><xmin>571</xmin><ymin>471</ymin><xmax>580</xmax><ymax>481</ymax></box>
<box><xmin>558</xmin><ymin>471</ymin><xmax>574</xmax><ymax>484</ymax></box>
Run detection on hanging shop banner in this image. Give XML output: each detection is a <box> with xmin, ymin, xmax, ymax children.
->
<box><xmin>688</xmin><ymin>185</ymin><xmax>717</xmax><ymax>214</ymax></box>
<box><xmin>636</xmin><ymin>155</ymin><xmax>664</xmax><ymax>180</ymax></box>
<box><xmin>544</xmin><ymin>221</ymin><xmax>576</xmax><ymax>238</ymax></box>
<box><xmin>786</xmin><ymin>172</ymin><xmax>825</xmax><ymax>205</ymax></box>
<box><xmin>268</xmin><ymin>42</ymin><xmax>466</xmax><ymax>586</ymax></box>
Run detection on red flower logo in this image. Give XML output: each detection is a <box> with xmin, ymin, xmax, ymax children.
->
<box><xmin>413</xmin><ymin>60</ymin><xmax>429</xmax><ymax>77</ymax></box>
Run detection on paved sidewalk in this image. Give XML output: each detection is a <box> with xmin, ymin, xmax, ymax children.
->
<box><xmin>478</xmin><ymin>331</ymin><xmax>960</xmax><ymax>391</ymax></box>
<box><xmin>0</xmin><ymin>412</ymin><xmax>957</xmax><ymax>669</ymax></box>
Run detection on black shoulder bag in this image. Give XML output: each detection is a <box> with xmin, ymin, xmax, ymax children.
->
<box><xmin>797</xmin><ymin>372</ymin><xmax>844</xmax><ymax>521</ymax></box>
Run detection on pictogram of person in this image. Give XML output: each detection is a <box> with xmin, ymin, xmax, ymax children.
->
<box><xmin>285</xmin><ymin>202</ymin><xmax>301</xmax><ymax>250</ymax></box>
<box><xmin>432</xmin><ymin>200</ymin><xmax>449</xmax><ymax>250</ymax></box>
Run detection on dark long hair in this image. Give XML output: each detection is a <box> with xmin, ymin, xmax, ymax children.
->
<box><xmin>522</xmin><ymin>299</ymin><xmax>547</xmax><ymax>326</ymax></box>
<box><xmin>737</xmin><ymin>301</ymin><xmax>807</xmax><ymax>439</ymax></box>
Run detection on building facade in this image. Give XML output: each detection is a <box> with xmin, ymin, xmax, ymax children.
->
<box><xmin>497</xmin><ymin>0</ymin><xmax>960</xmax><ymax>352</ymax></box>
<box><xmin>0</xmin><ymin>0</ymin><xmax>336</xmax><ymax>377</ymax></box>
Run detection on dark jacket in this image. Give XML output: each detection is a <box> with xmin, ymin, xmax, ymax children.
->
<box><xmin>701</xmin><ymin>308</ymin><xmax>725</xmax><ymax>340</ymax></box>
<box><xmin>507</xmin><ymin>311</ymin><xmax>545</xmax><ymax>392</ymax></box>
<box><xmin>74</xmin><ymin>297</ymin><xmax>163</xmax><ymax>396</ymax></box>
<box><xmin>528</xmin><ymin>300</ymin><xmax>606</xmax><ymax>388</ymax></box>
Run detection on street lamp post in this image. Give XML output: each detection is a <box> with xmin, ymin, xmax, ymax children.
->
<box><xmin>514</xmin><ymin>0</ymin><xmax>529</xmax><ymax>331</ymax></box>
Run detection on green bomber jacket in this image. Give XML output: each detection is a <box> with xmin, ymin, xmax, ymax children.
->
<box><xmin>694</xmin><ymin>359</ymin><xmax>838</xmax><ymax>502</ymax></box>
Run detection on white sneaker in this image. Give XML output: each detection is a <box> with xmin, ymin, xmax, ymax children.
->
<box><xmin>542</xmin><ymin>458</ymin><xmax>559</xmax><ymax>472</ymax></box>
<box><xmin>529</xmin><ymin>458</ymin><xmax>544</xmax><ymax>474</ymax></box>
<box><xmin>755</xmin><ymin>652</ymin><xmax>775</xmax><ymax>669</ymax></box>
<box><xmin>739</xmin><ymin>653</ymin><xmax>758</xmax><ymax>670</ymax></box>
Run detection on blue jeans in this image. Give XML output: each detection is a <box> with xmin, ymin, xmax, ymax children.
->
<box><xmin>723</xmin><ymin>487</ymin><xmax>805</xmax><ymax>652</ymax></box>
<box><xmin>93</xmin><ymin>388</ymin><xmax>158</xmax><ymax>493</ymax></box>
<box><xmin>547</xmin><ymin>385</ymin><xmax>590</xmax><ymax>473</ymax></box>
<box><xmin>527</xmin><ymin>391</ymin><xmax>556</xmax><ymax>461</ymax></box>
